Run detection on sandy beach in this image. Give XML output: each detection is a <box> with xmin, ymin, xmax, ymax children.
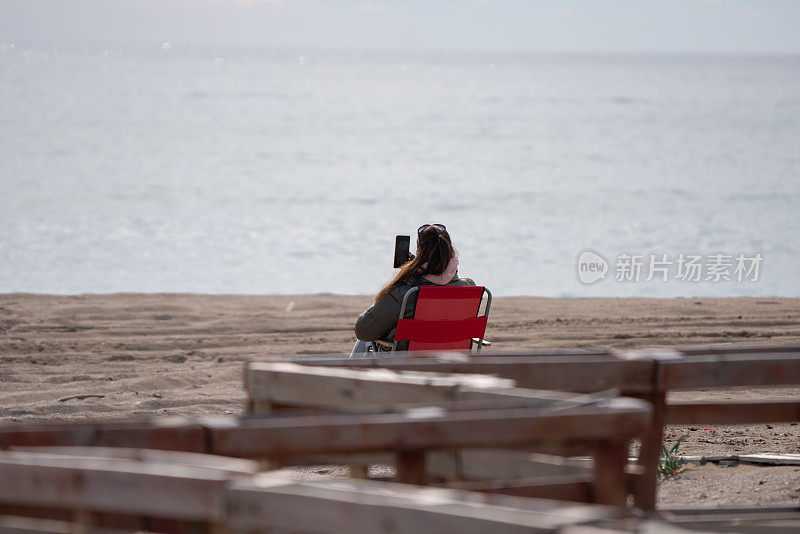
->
<box><xmin>1</xmin><ymin>293</ymin><xmax>799</xmax><ymax>507</ymax></box>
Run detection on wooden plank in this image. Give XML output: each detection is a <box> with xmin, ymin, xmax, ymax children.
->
<box><xmin>428</xmin><ymin>449</ymin><xmax>589</xmax><ymax>481</ymax></box>
<box><xmin>285</xmin><ymin>355</ymin><xmax>657</xmax><ymax>394</ymax></box>
<box><xmin>206</xmin><ymin>400</ymin><xmax>651</xmax><ymax>460</ymax></box>
<box><xmin>0</xmin><ymin>516</ymin><xmax>73</xmax><ymax>534</ymax></box>
<box><xmin>592</xmin><ymin>441</ymin><xmax>628</xmax><ymax>508</ymax></box>
<box><xmin>7</xmin><ymin>447</ymin><xmax>257</xmax><ymax>474</ymax></box>
<box><xmin>348</xmin><ymin>463</ymin><xmax>369</xmax><ymax>479</ymax></box>
<box><xmin>633</xmin><ymin>392</ymin><xmax>665</xmax><ymax>512</ymax></box>
<box><xmin>299</xmin><ymin>452</ymin><xmax>394</xmax><ymax>467</ymax></box>
<box><xmin>225</xmin><ymin>474</ymin><xmax>623</xmax><ymax>534</ymax></box>
<box><xmin>396</xmin><ymin>450</ymin><xmax>427</xmax><ymax>485</ymax></box>
<box><xmin>737</xmin><ymin>454</ymin><xmax>800</xmax><ymax>465</ymax></box>
<box><xmin>0</xmin><ymin>408</ymin><xmax>644</xmax><ymax>463</ymax></box>
<box><xmin>656</xmin><ymin>507</ymin><xmax>800</xmax><ymax>533</ymax></box>
<box><xmin>0</xmin><ymin>402</ymin><xmax>649</xmax><ymax>461</ymax></box>
<box><xmin>302</xmin><ymin>449</ymin><xmax>590</xmax><ymax>483</ymax></box>
<box><xmin>658</xmin><ymin>353</ymin><xmax>800</xmax><ymax>390</ymax></box>
<box><xmin>0</xmin><ymin>419</ymin><xmax>206</xmax><ymax>453</ymax></box>
<box><xmin>0</xmin><ymin>514</ymin><xmax>167</xmax><ymax>534</ymax></box>
<box><xmin>0</xmin><ymin>451</ymin><xmax>253</xmax><ymax>521</ymax></box>
<box><xmin>664</xmin><ymin>400</ymin><xmax>800</xmax><ymax>424</ymax></box>
<box><xmin>561</xmin><ymin>519</ymin><xmax>716</xmax><ymax>533</ymax></box>
<box><xmin>678</xmin><ymin>344</ymin><xmax>800</xmax><ymax>356</ymax></box>
<box><xmin>0</xmin><ymin>506</ymin><xmax>67</xmax><ymax>523</ymax></box>
<box><xmin>278</xmin><ymin>449</ymin><xmax>591</xmax><ymax>485</ymax></box>
<box><xmin>251</xmin><ymin>390</ymin><xmax>587</xmax><ymax>417</ymax></box>
<box><xmin>244</xmin><ymin>362</ymin><xmax>515</xmax><ymax>412</ymax></box>
<box><xmin>457</xmin><ymin>387</ymin><xmax>593</xmax><ymax>406</ymax></box>
<box><xmin>659</xmin><ymin>505</ymin><xmax>800</xmax><ymax>518</ymax></box>
<box><xmin>679</xmin><ymin>453</ymin><xmax>800</xmax><ymax>466</ymax></box>
<box><xmin>443</xmin><ymin>474</ymin><xmax>593</xmax><ymax>503</ymax></box>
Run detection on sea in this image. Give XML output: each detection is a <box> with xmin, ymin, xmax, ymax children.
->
<box><xmin>1</xmin><ymin>45</ymin><xmax>799</xmax><ymax>297</ymax></box>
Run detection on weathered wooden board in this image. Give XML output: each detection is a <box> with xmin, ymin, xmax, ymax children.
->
<box><xmin>443</xmin><ymin>474</ymin><xmax>593</xmax><ymax>503</ymax></box>
<box><xmin>428</xmin><ymin>449</ymin><xmax>590</xmax><ymax>481</ymax></box>
<box><xmin>225</xmin><ymin>474</ymin><xmax>622</xmax><ymax>534</ymax></box>
<box><xmin>0</xmin><ymin>516</ymin><xmax>73</xmax><ymax>534</ymax></box>
<box><xmin>656</xmin><ymin>506</ymin><xmax>800</xmax><ymax>533</ymax></box>
<box><xmin>561</xmin><ymin>520</ymin><xmax>714</xmax><ymax>533</ymax></box>
<box><xmin>456</xmin><ymin>387</ymin><xmax>592</xmax><ymax>406</ymax></box>
<box><xmin>268</xmin><ymin>347</ymin><xmax>800</xmax><ymax>394</ymax></box>
<box><xmin>207</xmin><ymin>399</ymin><xmax>651</xmax><ymax>460</ymax></box>
<box><xmin>0</xmin><ymin>515</ymin><xmax>148</xmax><ymax>534</ymax></box>
<box><xmin>678</xmin><ymin>344</ymin><xmax>800</xmax><ymax>356</ymax></box>
<box><xmin>0</xmin><ymin>450</ymin><xmax>255</xmax><ymax>521</ymax></box>
<box><xmin>658</xmin><ymin>353</ymin><xmax>800</xmax><ymax>390</ymax></box>
<box><xmin>0</xmin><ymin>419</ymin><xmax>206</xmax><ymax>453</ymax></box>
<box><xmin>282</xmin><ymin>355</ymin><xmax>657</xmax><ymax>394</ymax></box>
<box><xmin>7</xmin><ymin>446</ymin><xmax>257</xmax><ymax>474</ymax></box>
<box><xmin>0</xmin><ymin>401</ymin><xmax>649</xmax><ymax>461</ymax></box>
<box><xmin>245</xmin><ymin>362</ymin><xmax>515</xmax><ymax>411</ymax></box>
<box><xmin>665</xmin><ymin>400</ymin><xmax>800</xmax><ymax>425</ymax></box>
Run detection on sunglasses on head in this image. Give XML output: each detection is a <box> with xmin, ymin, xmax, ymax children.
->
<box><xmin>417</xmin><ymin>224</ymin><xmax>446</xmax><ymax>235</ymax></box>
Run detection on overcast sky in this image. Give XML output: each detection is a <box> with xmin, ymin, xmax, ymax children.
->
<box><xmin>2</xmin><ymin>0</ymin><xmax>800</xmax><ymax>54</ymax></box>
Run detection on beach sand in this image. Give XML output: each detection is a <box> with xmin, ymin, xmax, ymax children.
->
<box><xmin>1</xmin><ymin>293</ymin><xmax>799</xmax><ymax>507</ymax></box>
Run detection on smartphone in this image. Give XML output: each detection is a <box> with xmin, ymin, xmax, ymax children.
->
<box><xmin>393</xmin><ymin>235</ymin><xmax>410</xmax><ymax>268</ymax></box>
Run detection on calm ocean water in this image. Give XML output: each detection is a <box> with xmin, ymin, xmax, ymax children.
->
<box><xmin>1</xmin><ymin>46</ymin><xmax>799</xmax><ymax>297</ymax></box>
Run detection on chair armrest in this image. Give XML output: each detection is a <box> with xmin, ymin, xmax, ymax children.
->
<box><xmin>472</xmin><ymin>338</ymin><xmax>491</xmax><ymax>347</ymax></box>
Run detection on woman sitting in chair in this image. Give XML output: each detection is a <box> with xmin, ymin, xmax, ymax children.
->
<box><xmin>351</xmin><ymin>224</ymin><xmax>475</xmax><ymax>356</ymax></box>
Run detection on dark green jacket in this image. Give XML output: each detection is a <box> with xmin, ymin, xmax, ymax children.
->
<box><xmin>354</xmin><ymin>275</ymin><xmax>476</xmax><ymax>351</ymax></box>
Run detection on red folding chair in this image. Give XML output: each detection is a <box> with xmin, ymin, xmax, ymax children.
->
<box><xmin>388</xmin><ymin>285</ymin><xmax>492</xmax><ymax>353</ymax></box>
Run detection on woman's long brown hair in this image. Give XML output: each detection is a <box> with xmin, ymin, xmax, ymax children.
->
<box><xmin>374</xmin><ymin>225</ymin><xmax>455</xmax><ymax>303</ymax></box>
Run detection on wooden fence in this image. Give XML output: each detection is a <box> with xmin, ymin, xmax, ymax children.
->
<box><xmin>0</xmin><ymin>447</ymin><xmax>628</xmax><ymax>534</ymax></box>
<box><xmin>0</xmin><ymin>344</ymin><xmax>799</xmax><ymax>532</ymax></box>
<box><xmin>0</xmin><ymin>395</ymin><xmax>650</xmax><ymax>509</ymax></box>
<box><xmin>278</xmin><ymin>344</ymin><xmax>800</xmax><ymax>510</ymax></box>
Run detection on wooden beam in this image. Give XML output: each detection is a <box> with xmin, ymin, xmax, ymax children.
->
<box><xmin>656</xmin><ymin>506</ymin><xmax>800</xmax><ymax>533</ymax></box>
<box><xmin>678</xmin><ymin>344</ymin><xmax>800</xmax><ymax>356</ymax></box>
<box><xmin>658</xmin><ymin>353</ymin><xmax>800</xmax><ymax>390</ymax></box>
<box><xmin>592</xmin><ymin>441</ymin><xmax>629</xmax><ymax>508</ymax></box>
<box><xmin>396</xmin><ymin>449</ymin><xmax>427</xmax><ymax>485</ymax></box>
<box><xmin>634</xmin><ymin>392</ymin><xmax>665</xmax><ymax>512</ymax></box>
<box><xmin>206</xmin><ymin>400</ymin><xmax>651</xmax><ymax>460</ymax></box>
<box><xmin>244</xmin><ymin>362</ymin><xmax>515</xmax><ymax>412</ymax></box>
<box><xmin>282</xmin><ymin>355</ymin><xmax>657</xmax><ymax>394</ymax></box>
<box><xmin>297</xmin><ymin>449</ymin><xmax>590</xmax><ymax>483</ymax></box>
<box><xmin>428</xmin><ymin>449</ymin><xmax>589</xmax><ymax>481</ymax></box>
<box><xmin>0</xmin><ymin>404</ymin><xmax>649</xmax><ymax>463</ymax></box>
<box><xmin>664</xmin><ymin>400</ymin><xmax>800</xmax><ymax>425</ymax></box>
<box><xmin>0</xmin><ymin>420</ymin><xmax>207</xmax><ymax>453</ymax></box>
<box><xmin>0</xmin><ymin>516</ymin><xmax>73</xmax><ymax>534</ymax></box>
<box><xmin>0</xmin><ymin>451</ymin><xmax>255</xmax><ymax>521</ymax></box>
<box><xmin>659</xmin><ymin>505</ymin><xmax>800</xmax><ymax>519</ymax></box>
<box><xmin>224</xmin><ymin>474</ymin><xmax>623</xmax><ymax>534</ymax></box>
<box><xmin>442</xmin><ymin>474</ymin><xmax>593</xmax><ymax>503</ymax></box>
<box><xmin>6</xmin><ymin>447</ymin><xmax>257</xmax><ymax>474</ymax></box>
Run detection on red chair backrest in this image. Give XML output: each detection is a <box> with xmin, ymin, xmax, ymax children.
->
<box><xmin>394</xmin><ymin>285</ymin><xmax>487</xmax><ymax>352</ymax></box>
